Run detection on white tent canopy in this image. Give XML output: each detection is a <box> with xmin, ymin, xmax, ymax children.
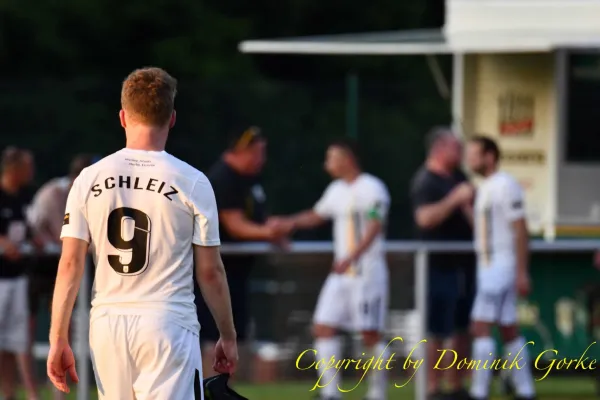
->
<box><xmin>239</xmin><ymin>28</ymin><xmax>600</xmax><ymax>55</ymax></box>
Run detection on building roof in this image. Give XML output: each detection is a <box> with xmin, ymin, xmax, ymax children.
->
<box><xmin>239</xmin><ymin>28</ymin><xmax>600</xmax><ymax>55</ymax></box>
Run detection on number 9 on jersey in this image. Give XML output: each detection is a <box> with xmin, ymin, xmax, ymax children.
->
<box><xmin>107</xmin><ymin>207</ymin><xmax>152</xmax><ymax>275</ymax></box>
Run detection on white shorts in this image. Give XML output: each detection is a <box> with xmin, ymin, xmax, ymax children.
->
<box><xmin>470</xmin><ymin>284</ymin><xmax>517</xmax><ymax>326</ymax></box>
<box><xmin>0</xmin><ymin>276</ymin><xmax>29</xmax><ymax>353</ymax></box>
<box><xmin>90</xmin><ymin>314</ymin><xmax>203</xmax><ymax>400</ymax></box>
<box><xmin>313</xmin><ymin>273</ymin><xmax>388</xmax><ymax>332</ymax></box>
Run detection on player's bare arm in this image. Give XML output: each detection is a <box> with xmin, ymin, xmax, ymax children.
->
<box><xmin>334</xmin><ymin>218</ymin><xmax>384</xmax><ymax>274</ymax></box>
<box><xmin>415</xmin><ymin>182</ymin><xmax>473</xmax><ymax>229</ymax></box>
<box><xmin>286</xmin><ymin>209</ymin><xmax>326</xmax><ymax>230</ymax></box>
<box><xmin>513</xmin><ymin>217</ymin><xmax>531</xmax><ymax>296</ymax></box>
<box><xmin>48</xmin><ymin>237</ymin><xmax>87</xmax><ymax>393</ymax></box>
<box><xmin>193</xmin><ymin>244</ymin><xmax>238</xmax><ymax>372</ymax></box>
<box><xmin>220</xmin><ymin>209</ymin><xmax>280</xmax><ymax>241</ymax></box>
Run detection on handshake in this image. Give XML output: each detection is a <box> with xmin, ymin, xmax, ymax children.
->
<box><xmin>264</xmin><ymin>216</ymin><xmax>295</xmax><ymax>243</ymax></box>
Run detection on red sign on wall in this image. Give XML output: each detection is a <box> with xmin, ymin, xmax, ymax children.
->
<box><xmin>498</xmin><ymin>93</ymin><xmax>535</xmax><ymax>136</ymax></box>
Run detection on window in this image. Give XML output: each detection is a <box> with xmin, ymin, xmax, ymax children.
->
<box><xmin>566</xmin><ymin>51</ymin><xmax>600</xmax><ymax>162</ymax></box>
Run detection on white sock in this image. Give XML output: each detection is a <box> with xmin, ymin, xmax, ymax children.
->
<box><xmin>505</xmin><ymin>337</ymin><xmax>536</xmax><ymax>397</ymax></box>
<box><xmin>365</xmin><ymin>341</ymin><xmax>389</xmax><ymax>400</ymax></box>
<box><xmin>315</xmin><ymin>337</ymin><xmax>343</xmax><ymax>398</ymax></box>
<box><xmin>469</xmin><ymin>337</ymin><xmax>496</xmax><ymax>399</ymax></box>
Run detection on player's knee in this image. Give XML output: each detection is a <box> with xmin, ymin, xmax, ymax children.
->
<box><xmin>499</xmin><ymin>325</ymin><xmax>519</xmax><ymax>342</ymax></box>
<box><xmin>312</xmin><ymin>324</ymin><xmax>337</xmax><ymax>338</ymax></box>
<box><xmin>470</xmin><ymin>321</ymin><xmax>492</xmax><ymax>337</ymax></box>
<box><xmin>360</xmin><ymin>330</ymin><xmax>380</xmax><ymax>347</ymax></box>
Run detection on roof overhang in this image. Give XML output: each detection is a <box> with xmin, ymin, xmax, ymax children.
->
<box><xmin>239</xmin><ymin>28</ymin><xmax>600</xmax><ymax>56</ymax></box>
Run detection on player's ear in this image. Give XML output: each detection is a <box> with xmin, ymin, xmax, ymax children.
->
<box><xmin>169</xmin><ymin>110</ymin><xmax>176</xmax><ymax>129</ymax></box>
<box><xmin>119</xmin><ymin>110</ymin><xmax>126</xmax><ymax>129</ymax></box>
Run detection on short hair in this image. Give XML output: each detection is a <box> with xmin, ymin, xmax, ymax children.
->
<box><xmin>425</xmin><ymin>126</ymin><xmax>454</xmax><ymax>152</ymax></box>
<box><xmin>226</xmin><ymin>126</ymin><xmax>265</xmax><ymax>151</ymax></box>
<box><xmin>121</xmin><ymin>67</ymin><xmax>177</xmax><ymax>127</ymax></box>
<box><xmin>69</xmin><ymin>154</ymin><xmax>94</xmax><ymax>178</ymax></box>
<box><xmin>329</xmin><ymin>138</ymin><xmax>361</xmax><ymax>165</ymax></box>
<box><xmin>470</xmin><ymin>135</ymin><xmax>501</xmax><ymax>161</ymax></box>
<box><xmin>1</xmin><ymin>147</ymin><xmax>28</xmax><ymax>172</ymax></box>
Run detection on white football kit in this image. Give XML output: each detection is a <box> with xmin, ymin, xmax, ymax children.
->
<box><xmin>61</xmin><ymin>148</ymin><xmax>221</xmax><ymax>400</ymax></box>
<box><xmin>312</xmin><ymin>173</ymin><xmax>390</xmax><ymax>332</ymax></box>
<box><xmin>471</xmin><ymin>171</ymin><xmax>526</xmax><ymax>325</ymax></box>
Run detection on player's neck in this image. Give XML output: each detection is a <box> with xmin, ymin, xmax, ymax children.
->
<box><xmin>125</xmin><ymin>127</ymin><xmax>168</xmax><ymax>152</ymax></box>
<box><xmin>341</xmin><ymin>169</ymin><xmax>361</xmax><ymax>183</ymax></box>
<box><xmin>482</xmin><ymin>166</ymin><xmax>499</xmax><ymax>178</ymax></box>
<box><xmin>0</xmin><ymin>174</ymin><xmax>20</xmax><ymax>194</ymax></box>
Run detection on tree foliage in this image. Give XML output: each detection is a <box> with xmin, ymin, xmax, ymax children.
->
<box><xmin>0</xmin><ymin>0</ymin><xmax>449</xmax><ymax>238</ymax></box>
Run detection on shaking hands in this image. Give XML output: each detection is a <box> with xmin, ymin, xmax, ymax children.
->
<box><xmin>265</xmin><ymin>216</ymin><xmax>295</xmax><ymax>247</ymax></box>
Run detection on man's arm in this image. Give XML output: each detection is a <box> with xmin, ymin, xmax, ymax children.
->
<box><xmin>219</xmin><ymin>210</ymin><xmax>275</xmax><ymax>241</ymax></box>
<box><xmin>194</xmin><ymin>245</ymin><xmax>236</xmax><ymax>339</ymax></box>
<box><xmin>513</xmin><ymin>218</ymin><xmax>529</xmax><ymax>277</ymax></box>
<box><xmin>287</xmin><ymin>210</ymin><xmax>326</xmax><ymax>230</ymax></box>
<box><xmin>51</xmin><ymin>173</ymin><xmax>91</xmax><ymax>342</ymax></box>
<box><xmin>347</xmin><ymin>193</ymin><xmax>389</xmax><ymax>262</ymax></box>
<box><xmin>348</xmin><ymin>219</ymin><xmax>383</xmax><ymax>262</ymax></box>
<box><xmin>461</xmin><ymin>204</ymin><xmax>474</xmax><ymax>227</ymax></box>
<box><xmin>49</xmin><ymin>237</ymin><xmax>88</xmax><ymax>342</ymax></box>
<box><xmin>414</xmin><ymin>182</ymin><xmax>472</xmax><ymax>229</ymax></box>
<box><xmin>191</xmin><ymin>175</ymin><xmax>236</xmax><ymax>339</ymax></box>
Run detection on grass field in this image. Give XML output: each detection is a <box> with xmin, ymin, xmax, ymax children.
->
<box><xmin>16</xmin><ymin>377</ymin><xmax>599</xmax><ymax>399</ymax></box>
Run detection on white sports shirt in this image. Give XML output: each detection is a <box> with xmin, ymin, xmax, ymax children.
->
<box><xmin>474</xmin><ymin>171</ymin><xmax>526</xmax><ymax>284</ymax></box>
<box><xmin>314</xmin><ymin>173</ymin><xmax>390</xmax><ymax>279</ymax></box>
<box><xmin>60</xmin><ymin>148</ymin><xmax>220</xmax><ymax>333</ymax></box>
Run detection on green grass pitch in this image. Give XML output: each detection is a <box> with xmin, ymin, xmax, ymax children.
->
<box><xmin>17</xmin><ymin>376</ymin><xmax>599</xmax><ymax>399</ymax></box>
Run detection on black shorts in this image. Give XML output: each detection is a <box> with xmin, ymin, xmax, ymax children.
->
<box><xmin>28</xmin><ymin>273</ymin><xmax>56</xmax><ymax>316</ymax></box>
<box><xmin>28</xmin><ymin>257</ymin><xmax>60</xmax><ymax>316</ymax></box>
<box><xmin>427</xmin><ymin>266</ymin><xmax>476</xmax><ymax>338</ymax></box>
<box><xmin>195</xmin><ymin>257</ymin><xmax>253</xmax><ymax>343</ymax></box>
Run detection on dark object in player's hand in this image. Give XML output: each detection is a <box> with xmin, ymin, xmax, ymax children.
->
<box><xmin>203</xmin><ymin>373</ymin><xmax>249</xmax><ymax>399</ymax></box>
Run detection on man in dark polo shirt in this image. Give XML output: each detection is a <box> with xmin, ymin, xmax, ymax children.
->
<box><xmin>195</xmin><ymin>126</ymin><xmax>290</xmax><ymax>379</ymax></box>
<box><xmin>0</xmin><ymin>147</ymin><xmax>38</xmax><ymax>400</ymax></box>
<box><xmin>410</xmin><ymin>127</ymin><xmax>476</xmax><ymax>400</ymax></box>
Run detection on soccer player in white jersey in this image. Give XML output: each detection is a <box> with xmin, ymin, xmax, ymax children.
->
<box><xmin>46</xmin><ymin>67</ymin><xmax>238</xmax><ymax>400</ymax></box>
<box><xmin>273</xmin><ymin>139</ymin><xmax>390</xmax><ymax>400</ymax></box>
<box><xmin>465</xmin><ymin>136</ymin><xmax>536</xmax><ymax>400</ymax></box>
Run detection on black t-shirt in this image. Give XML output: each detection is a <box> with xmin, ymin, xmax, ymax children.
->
<box><xmin>207</xmin><ymin>159</ymin><xmax>267</xmax><ymax>244</ymax></box>
<box><xmin>0</xmin><ymin>187</ymin><xmax>34</xmax><ymax>278</ymax></box>
<box><xmin>410</xmin><ymin>167</ymin><xmax>474</xmax><ymax>270</ymax></box>
<box><xmin>206</xmin><ymin>158</ymin><xmax>268</xmax><ymax>280</ymax></box>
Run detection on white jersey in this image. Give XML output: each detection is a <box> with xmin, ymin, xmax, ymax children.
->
<box><xmin>314</xmin><ymin>173</ymin><xmax>389</xmax><ymax>279</ymax></box>
<box><xmin>474</xmin><ymin>171</ymin><xmax>526</xmax><ymax>282</ymax></box>
<box><xmin>60</xmin><ymin>148</ymin><xmax>220</xmax><ymax>333</ymax></box>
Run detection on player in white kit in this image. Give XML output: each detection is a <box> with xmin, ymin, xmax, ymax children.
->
<box><xmin>273</xmin><ymin>139</ymin><xmax>390</xmax><ymax>400</ymax></box>
<box><xmin>465</xmin><ymin>136</ymin><xmax>536</xmax><ymax>400</ymax></box>
<box><xmin>46</xmin><ymin>67</ymin><xmax>238</xmax><ymax>400</ymax></box>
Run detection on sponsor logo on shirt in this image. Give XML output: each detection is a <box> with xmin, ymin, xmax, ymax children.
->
<box><xmin>512</xmin><ymin>200</ymin><xmax>523</xmax><ymax>210</ymax></box>
<box><xmin>63</xmin><ymin>213</ymin><xmax>70</xmax><ymax>225</ymax></box>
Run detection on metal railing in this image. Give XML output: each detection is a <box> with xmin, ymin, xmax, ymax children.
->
<box><xmin>5</xmin><ymin>239</ymin><xmax>600</xmax><ymax>400</ymax></box>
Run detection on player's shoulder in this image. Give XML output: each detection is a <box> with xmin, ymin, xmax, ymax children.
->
<box><xmin>359</xmin><ymin>173</ymin><xmax>389</xmax><ymax>194</ymax></box>
<box><xmin>162</xmin><ymin>152</ymin><xmax>205</xmax><ymax>179</ymax></box>
<box><xmin>324</xmin><ymin>178</ymin><xmax>345</xmax><ymax>194</ymax></box>
<box><xmin>410</xmin><ymin>166</ymin><xmax>434</xmax><ymax>190</ymax></box>
<box><xmin>492</xmin><ymin>171</ymin><xmax>521</xmax><ymax>191</ymax></box>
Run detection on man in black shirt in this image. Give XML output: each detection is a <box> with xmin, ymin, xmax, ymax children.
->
<box><xmin>410</xmin><ymin>128</ymin><xmax>475</xmax><ymax>400</ymax></box>
<box><xmin>195</xmin><ymin>127</ymin><xmax>290</xmax><ymax>378</ymax></box>
<box><xmin>0</xmin><ymin>147</ymin><xmax>38</xmax><ymax>400</ymax></box>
